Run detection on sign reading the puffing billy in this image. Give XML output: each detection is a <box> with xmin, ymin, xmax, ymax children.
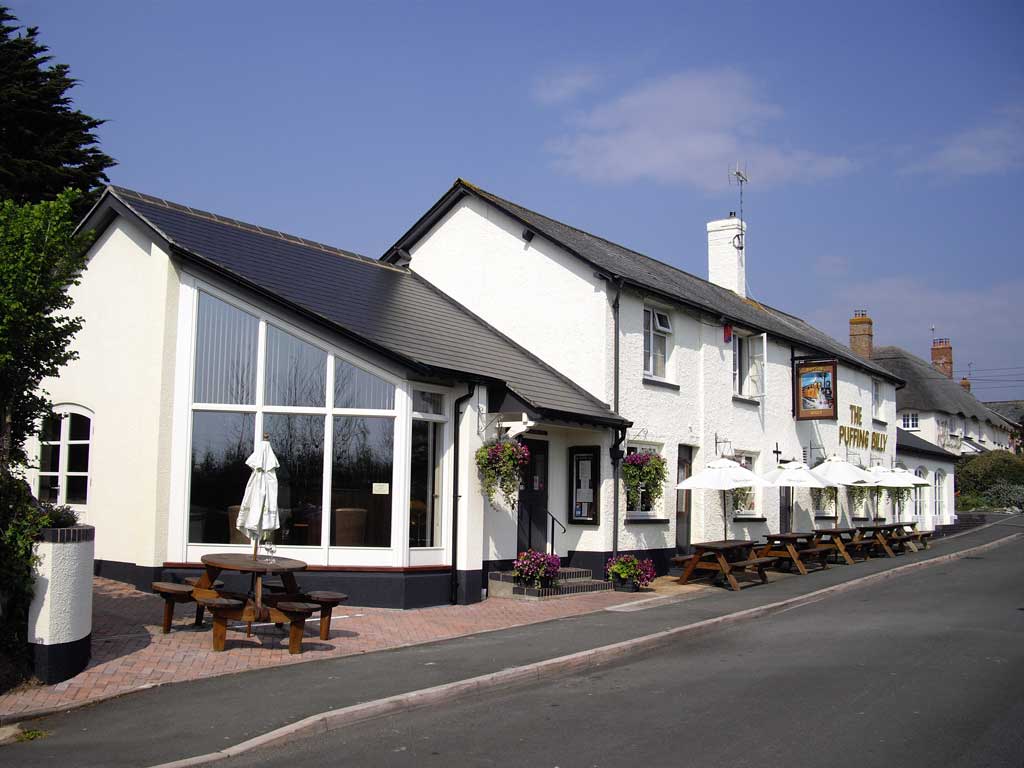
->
<box><xmin>839</xmin><ymin>404</ymin><xmax>888</xmax><ymax>452</ymax></box>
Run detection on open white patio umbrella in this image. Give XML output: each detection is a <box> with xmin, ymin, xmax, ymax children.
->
<box><xmin>677</xmin><ymin>458</ymin><xmax>771</xmax><ymax>539</ymax></box>
<box><xmin>764</xmin><ymin>461</ymin><xmax>835</xmax><ymax>530</ymax></box>
<box><xmin>867</xmin><ymin>466</ymin><xmax>919</xmax><ymax>522</ymax></box>
<box><xmin>236</xmin><ymin>438</ymin><xmax>280</xmax><ymax>560</ymax></box>
<box><xmin>809</xmin><ymin>455</ymin><xmax>877</xmax><ymax>526</ymax></box>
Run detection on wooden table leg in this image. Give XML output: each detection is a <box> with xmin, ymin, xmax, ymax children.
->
<box><xmin>717</xmin><ymin>554</ymin><xmax>742</xmax><ymax>592</ymax></box>
<box><xmin>787</xmin><ymin>543</ymin><xmax>809</xmax><ymax>575</ymax></box>
<box><xmin>834</xmin><ymin>538</ymin><xmax>855</xmax><ymax>566</ymax></box>
<box><xmin>212</xmin><ymin>614</ymin><xmax>228</xmax><ymax>652</ymax></box>
<box><xmin>162</xmin><ymin>600</ymin><xmax>174</xmax><ymax>634</ymax></box>
<box><xmin>679</xmin><ymin>552</ymin><xmax>703</xmax><ymax>584</ymax></box>
<box><xmin>876</xmin><ymin>532</ymin><xmax>896</xmax><ymax>558</ymax></box>
<box><xmin>288</xmin><ymin>618</ymin><xmax>306</xmax><ymax>654</ymax></box>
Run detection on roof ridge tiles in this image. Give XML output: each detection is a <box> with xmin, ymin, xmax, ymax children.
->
<box><xmin>109</xmin><ymin>185</ymin><xmax>405</xmax><ymax>273</ymax></box>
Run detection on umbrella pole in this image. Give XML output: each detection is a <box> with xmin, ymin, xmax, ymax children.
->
<box><xmin>722</xmin><ymin>490</ymin><xmax>728</xmax><ymax>540</ymax></box>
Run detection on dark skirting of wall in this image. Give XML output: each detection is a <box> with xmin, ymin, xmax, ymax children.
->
<box><xmin>31</xmin><ymin>633</ymin><xmax>91</xmax><ymax>685</ymax></box>
<box><xmin>160</xmin><ymin>567</ymin><xmax>452</xmax><ymax>609</ymax></box>
<box><xmin>94</xmin><ymin>559</ymin><xmax>162</xmax><ymax>591</ymax></box>
<box><xmin>455</xmin><ymin>570</ymin><xmax>483</xmax><ymax>605</ymax></box>
<box><xmin>567</xmin><ymin>547</ymin><xmax>675</xmax><ymax>578</ymax></box>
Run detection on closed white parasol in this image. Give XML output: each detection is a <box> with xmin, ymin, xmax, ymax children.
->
<box><xmin>236</xmin><ymin>439</ymin><xmax>280</xmax><ymax>559</ymax></box>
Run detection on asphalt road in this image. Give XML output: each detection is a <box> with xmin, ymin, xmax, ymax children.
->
<box><xmin>223</xmin><ymin>535</ymin><xmax>1024</xmax><ymax>768</ymax></box>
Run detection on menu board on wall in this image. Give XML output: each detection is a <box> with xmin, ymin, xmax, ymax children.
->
<box><xmin>569</xmin><ymin>446</ymin><xmax>600</xmax><ymax>524</ymax></box>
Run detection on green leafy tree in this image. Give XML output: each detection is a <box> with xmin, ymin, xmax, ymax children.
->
<box><xmin>0</xmin><ymin>190</ymin><xmax>92</xmax><ymax>467</ymax></box>
<box><xmin>0</xmin><ymin>6</ymin><xmax>115</xmax><ymax>215</ymax></box>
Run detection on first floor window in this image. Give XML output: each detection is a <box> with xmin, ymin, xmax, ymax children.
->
<box><xmin>872</xmin><ymin>379</ymin><xmax>883</xmax><ymax>419</ymax></box>
<box><xmin>733</xmin><ymin>334</ymin><xmax>765</xmax><ymax>397</ymax></box>
<box><xmin>643</xmin><ymin>308</ymin><xmax>671</xmax><ymax>378</ymax></box>
<box><xmin>902</xmin><ymin>412</ymin><xmax>919</xmax><ymax>429</ymax></box>
<box><xmin>37</xmin><ymin>406</ymin><xmax>92</xmax><ymax>506</ymax></box>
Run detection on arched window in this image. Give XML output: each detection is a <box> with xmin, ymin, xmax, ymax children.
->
<box><xmin>37</xmin><ymin>405</ymin><xmax>93</xmax><ymax>507</ymax></box>
<box><xmin>934</xmin><ymin>470</ymin><xmax>946</xmax><ymax>523</ymax></box>
<box><xmin>914</xmin><ymin>467</ymin><xmax>928</xmax><ymax>522</ymax></box>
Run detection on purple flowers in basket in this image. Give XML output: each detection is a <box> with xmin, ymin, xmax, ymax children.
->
<box><xmin>512</xmin><ymin>549</ymin><xmax>561</xmax><ymax>588</ymax></box>
<box><xmin>623</xmin><ymin>451</ymin><xmax>653</xmax><ymax>467</ymax></box>
<box><xmin>605</xmin><ymin>554</ymin><xmax>656</xmax><ymax>588</ymax></box>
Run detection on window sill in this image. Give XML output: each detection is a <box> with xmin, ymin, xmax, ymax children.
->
<box><xmin>732</xmin><ymin>394</ymin><xmax>761</xmax><ymax>407</ymax></box>
<box><xmin>814</xmin><ymin>515</ymin><xmax>838</xmax><ymax>521</ymax></box>
<box><xmin>568</xmin><ymin>519</ymin><xmax>599</xmax><ymax>526</ymax></box>
<box><xmin>872</xmin><ymin>418</ymin><xmax>887</xmax><ymax>427</ymax></box>
<box><xmin>733</xmin><ymin>516</ymin><xmax>767</xmax><ymax>523</ymax></box>
<box><xmin>625</xmin><ymin>516</ymin><xmax>671</xmax><ymax>525</ymax></box>
<box><xmin>643</xmin><ymin>376</ymin><xmax>680</xmax><ymax>391</ymax></box>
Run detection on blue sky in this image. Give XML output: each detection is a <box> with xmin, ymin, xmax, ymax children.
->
<box><xmin>12</xmin><ymin>0</ymin><xmax>1024</xmax><ymax>400</ymax></box>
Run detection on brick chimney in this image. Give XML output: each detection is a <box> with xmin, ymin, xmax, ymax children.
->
<box><xmin>931</xmin><ymin>338</ymin><xmax>953</xmax><ymax>378</ymax></box>
<box><xmin>960</xmin><ymin>377</ymin><xmax>971</xmax><ymax>392</ymax></box>
<box><xmin>849</xmin><ymin>310</ymin><xmax>873</xmax><ymax>359</ymax></box>
<box><xmin>707</xmin><ymin>214</ymin><xmax>746</xmax><ymax>298</ymax></box>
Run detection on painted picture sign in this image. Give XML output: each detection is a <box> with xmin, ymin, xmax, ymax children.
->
<box><xmin>794</xmin><ymin>360</ymin><xmax>838</xmax><ymax>420</ymax></box>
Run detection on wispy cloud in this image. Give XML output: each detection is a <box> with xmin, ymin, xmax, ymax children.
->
<box><xmin>532</xmin><ymin>68</ymin><xmax>599</xmax><ymax>105</ymax></box>
<box><xmin>907</xmin><ymin>103</ymin><xmax>1024</xmax><ymax>176</ymax></box>
<box><xmin>544</xmin><ymin>69</ymin><xmax>853</xmax><ymax>190</ymax></box>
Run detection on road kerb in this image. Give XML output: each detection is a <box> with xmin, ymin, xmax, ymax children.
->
<box><xmin>147</xmin><ymin>531</ymin><xmax>1021</xmax><ymax>768</ymax></box>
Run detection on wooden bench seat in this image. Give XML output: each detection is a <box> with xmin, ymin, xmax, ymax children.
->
<box><xmin>275</xmin><ymin>601</ymin><xmax>320</xmax><ymax>654</ymax></box>
<box><xmin>731</xmin><ymin>556</ymin><xmax>778</xmax><ymax>568</ymax></box>
<box><xmin>305</xmin><ymin>591</ymin><xmax>350</xmax><ymax>640</ymax></box>
<box><xmin>151</xmin><ymin>582</ymin><xmax>196</xmax><ymax>634</ymax></box>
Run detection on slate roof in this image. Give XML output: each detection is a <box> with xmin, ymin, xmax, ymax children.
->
<box><xmin>385</xmin><ymin>179</ymin><xmax>901</xmax><ymax>383</ymax></box>
<box><xmin>86</xmin><ymin>186</ymin><xmax>628</xmax><ymax>427</ymax></box>
<box><xmin>984</xmin><ymin>400</ymin><xmax>1024</xmax><ymax>427</ymax></box>
<box><xmin>871</xmin><ymin>346</ymin><xmax>1015</xmax><ymax>429</ymax></box>
<box><xmin>896</xmin><ymin>428</ymin><xmax>957</xmax><ymax>461</ymax></box>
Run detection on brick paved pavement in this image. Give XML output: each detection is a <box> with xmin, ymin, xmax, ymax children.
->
<box><xmin>0</xmin><ymin>577</ymin><xmax>644</xmax><ymax>720</ymax></box>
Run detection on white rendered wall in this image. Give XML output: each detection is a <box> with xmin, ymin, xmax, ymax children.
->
<box><xmin>27</xmin><ymin>537</ymin><xmax>95</xmax><ymax>645</ymax></box>
<box><xmin>25</xmin><ymin>218</ymin><xmax>180</xmax><ymax>569</ymax></box>
<box><xmin>407</xmin><ymin>196</ymin><xmax>611</xmax><ymax>402</ymax></box>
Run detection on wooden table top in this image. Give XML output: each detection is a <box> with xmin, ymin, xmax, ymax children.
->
<box><xmin>855</xmin><ymin>524</ymin><xmax>901</xmax><ymax>532</ymax></box>
<box><xmin>815</xmin><ymin>527</ymin><xmax>856</xmax><ymax>534</ymax></box>
<box><xmin>764</xmin><ymin>532</ymin><xmax>816</xmax><ymax>541</ymax></box>
<box><xmin>201</xmin><ymin>553</ymin><xmax>307</xmax><ymax>574</ymax></box>
<box><xmin>693</xmin><ymin>540</ymin><xmax>758</xmax><ymax>551</ymax></box>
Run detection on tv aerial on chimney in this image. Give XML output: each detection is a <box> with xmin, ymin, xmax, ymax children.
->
<box><xmin>728</xmin><ymin>163</ymin><xmax>748</xmax><ymax>251</ymax></box>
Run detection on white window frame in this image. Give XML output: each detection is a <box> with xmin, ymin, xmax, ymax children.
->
<box><xmin>177</xmin><ymin>278</ymin><xmax>449</xmax><ymax>569</ymax></box>
<box><xmin>731</xmin><ymin>452</ymin><xmax>759</xmax><ymax>516</ymax></box>
<box><xmin>733</xmin><ymin>332</ymin><xmax>766</xmax><ymax>399</ymax></box>
<box><xmin>625</xmin><ymin>442</ymin><xmax>664</xmax><ymax>518</ymax></box>
<box><xmin>36</xmin><ymin>404</ymin><xmax>93</xmax><ymax>510</ymax></box>
<box><xmin>902</xmin><ymin>412</ymin><xmax>919</xmax><ymax>430</ymax></box>
<box><xmin>643</xmin><ymin>307</ymin><xmax>671</xmax><ymax>379</ymax></box>
<box><xmin>409</xmin><ymin>385</ymin><xmax>451</xmax><ymax>555</ymax></box>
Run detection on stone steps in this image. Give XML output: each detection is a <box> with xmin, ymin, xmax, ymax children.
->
<box><xmin>486</xmin><ymin>567</ymin><xmax>612</xmax><ymax>601</ymax></box>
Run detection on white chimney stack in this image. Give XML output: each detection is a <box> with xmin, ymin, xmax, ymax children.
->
<box><xmin>707</xmin><ymin>214</ymin><xmax>746</xmax><ymax>298</ymax></box>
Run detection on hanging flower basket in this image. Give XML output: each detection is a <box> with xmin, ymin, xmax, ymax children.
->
<box><xmin>622</xmin><ymin>453</ymin><xmax>668</xmax><ymax>511</ymax></box>
<box><xmin>475</xmin><ymin>440</ymin><xmax>530</xmax><ymax>508</ymax></box>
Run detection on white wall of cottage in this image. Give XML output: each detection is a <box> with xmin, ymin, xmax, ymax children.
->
<box><xmin>407</xmin><ymin>198</ymin><xmax>899</xmax><ymax>554</ymax></box>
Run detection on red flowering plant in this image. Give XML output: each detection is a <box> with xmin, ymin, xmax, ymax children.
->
<box><xmin>621</xmin><ymin>452</ymin><xmax>668</xmax><ymax>511</ymax></box>
<box><xmin>475</xmin><ymin>440</ymin><xmax>530</xmax><ymax>508</ymax></box>
<box><xmin>512</xmin><ymin>549</ymin><xmax>561</xmax><ymax>588</ymax></box>
<box><xmin>605</xmin><ymin>554</ymin><xmax>656</xmax><ymax>588</ymax></box>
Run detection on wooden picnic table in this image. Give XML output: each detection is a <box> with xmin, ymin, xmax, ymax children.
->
<box><xmin>757</xmin><ymin>532</ymin><xmax>830</xmax><ymax>575</ymax></box>
<box><xmin>854</xmin><ymin>523</ymin><xmax>905</xmax><ymax>558</ymax></box>
<box><xmin>812</xmin><ymin>527</ymin><xmax>863</xmax><ymax>566</ymax></box>
<box><xmin>678</xmin><ymin>540</ymin><xmax>778</xmax><ymax>592</ymax></box>
<box><xmin>193</xmin><ymin>554</ymin><xmax>315</xmax><ymax>653</ymax></box>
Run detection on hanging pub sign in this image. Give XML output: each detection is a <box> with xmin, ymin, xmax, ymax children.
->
<box><xmin>794</xmin><ymin>360</ymin><xmax>838</xmax><ymax>421</ymax></box>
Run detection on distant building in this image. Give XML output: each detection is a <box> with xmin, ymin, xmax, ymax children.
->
<box><xmin>981</xmin><ymin>401</ymin><xmax>1023</xmax><ymax>453</ymax></box>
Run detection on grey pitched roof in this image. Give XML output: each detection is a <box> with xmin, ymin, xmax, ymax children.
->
<box><xmin>385</xmin><ymin>179</ymin><xmax>901</xmax><ymax>383</ymax></box>
<box><xmin>984</xmin><ymin>400</ymin><xmax>1024</xmax><ymax>427</ymax></box>
<box><xmin>871</xmin><ymin>346</ymin><xmax>1015</xmax><ymax>429</ymax></box>
<box><xmin>896</xmin><ymin>428</ymin><xmax>957</xmax><ymax>460</ymax></box>
<box><xmin>86</xmin><ymin>186</ymin><xmax>627</xmax><ymax>427</ymax></box>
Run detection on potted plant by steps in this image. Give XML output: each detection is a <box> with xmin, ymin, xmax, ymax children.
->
<box><xmin>605</xmin><ymin>554</ymin><xmax>656</xmax><ymax>592</ymax></box>
<box><xmin>475</xmin><ymin>440</ymin><xmax>530</xmax><ymax>509</ymax></box>
<box><xmin>512</xmin><ymin>549</ymin><xmax>561</xmax><ymax>589</ymax></box>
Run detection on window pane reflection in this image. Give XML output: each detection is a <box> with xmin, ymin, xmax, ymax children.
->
<box><xmin>331</xmin><ymin>417</ymin><xmax>393</xmax><ymax>547</ymax></box>
<box><xmin>66</xmin><ymin>476</ymin><xmax>88</xmax><ymax>505</ymax></box>
<box><xmin>68</xmin><ymin>444</ymin><xmax>89</xmax><ymax>473</ymax></box>
<box><xmin>69</xmin><ymin>413</ymin><xmax>91</xmax><ymax>441</ymax></box>
<box><xmin>40</xmin><ymin>444</ymin><xmax>60</xmax><ymax>472</ymax></box>
<box><xmin>265</xmin><ymin>326</ymin><xmax>326</xmax><ymax>407</ymax></box>
<box><xmin>189</xmin><ymin>412</ymin><xmax>255</xmax><ymax>544</ymax></box>
<box><xmin>410</xmin><ymin>420</ymin><xmax>443</xmax><ymax>547</ymax></box>
<box><xmin>334</xmin><ymin>358</ymin><xmax>395</xmax><ymax>410</ymax></box>
<box><xmin>194</xmin><ymin>292</ymin><xmax>258</xmax><ymax>405</ymax></box>
<box><xmin>263</xmin><ymin>414</ymin><xmax>324</xmax><ymax>546</ymax></box>
<box><xmin>39</xmin><ymin>475</ymin><xmax>59</xmax><ymax>503</ymax></box>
